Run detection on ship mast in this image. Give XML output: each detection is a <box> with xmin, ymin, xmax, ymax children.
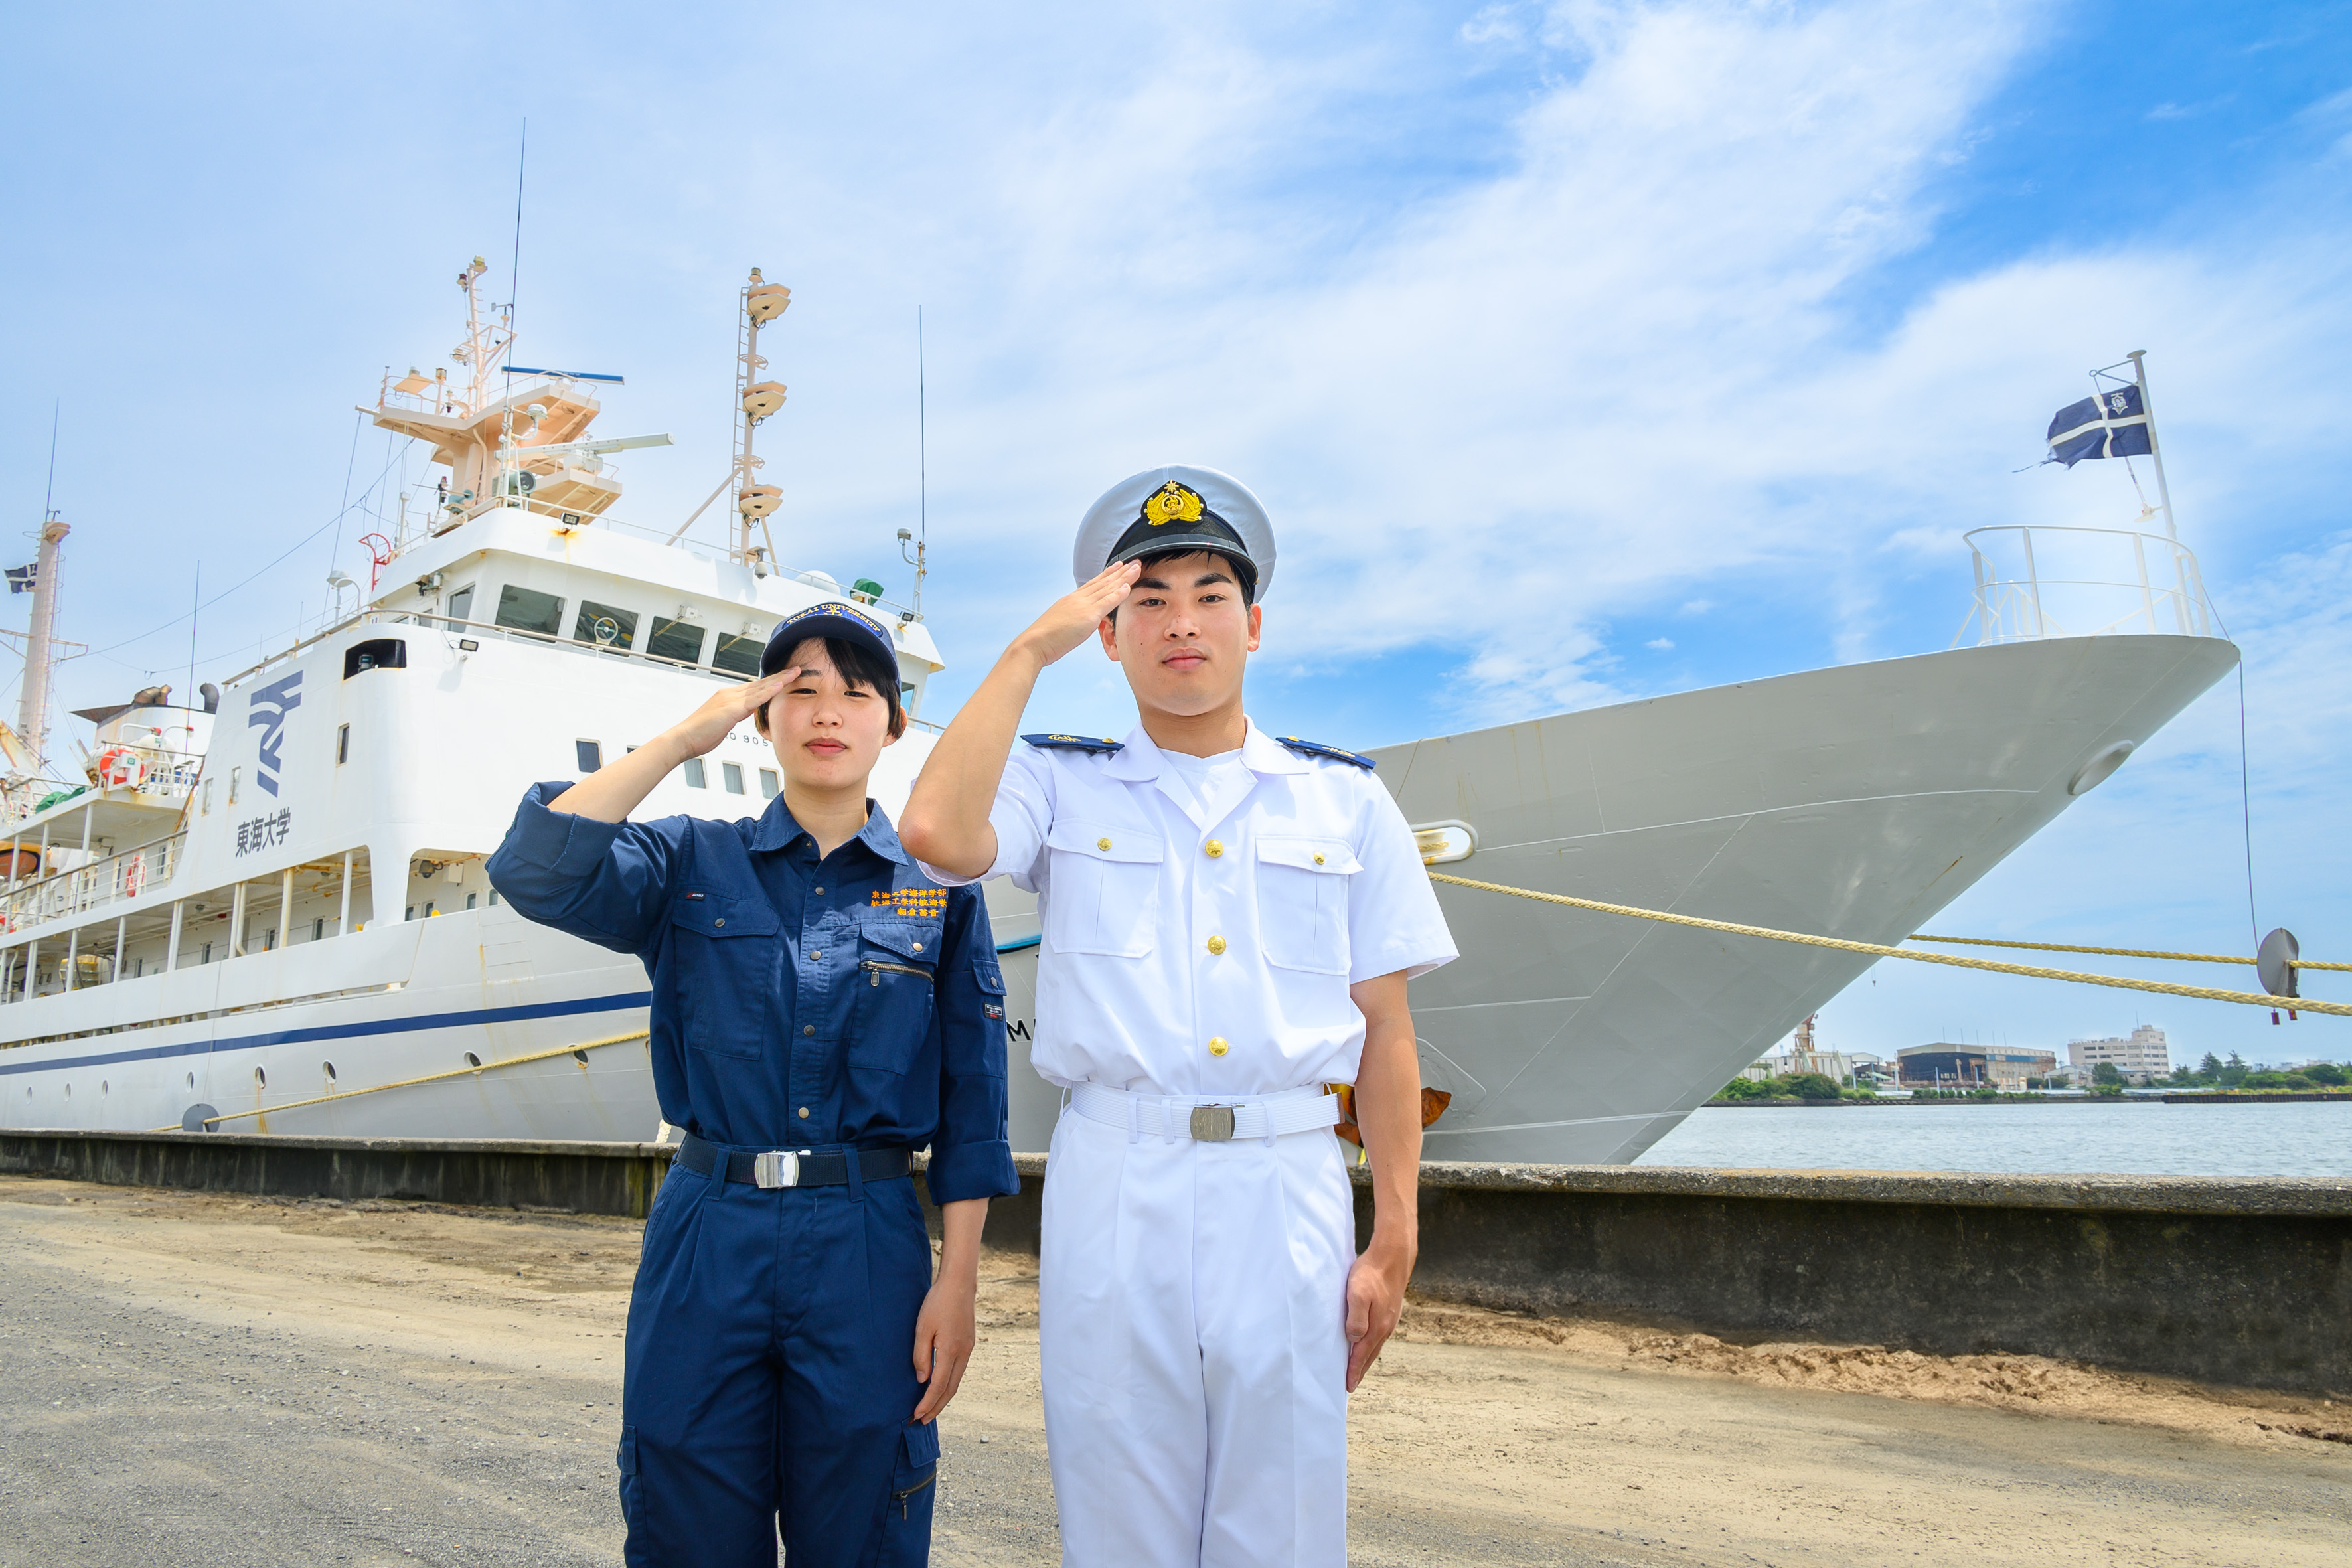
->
<box><xmin>670</xmin><ymin>270</ymin><xmax>790</xmax><ymax>570</ymax></box>
<box><xmin>14</xmin><ymin>517</ymin><xmax>68</xmax><ymax>777</ymax></box>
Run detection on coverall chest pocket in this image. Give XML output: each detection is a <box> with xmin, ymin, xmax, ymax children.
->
<box><xmin>850</xmin><ymin>914</ymin><xmax>939</xmax><ymax>1074</ymax></box>
<box><xmin>1255</xmin><ymin>837</ymin><xmax>1360</xmax><ymax>975</ymax></box>
<box><xmin>1043</xmin><ymin>821</ymin><xmax>1164</xmax><ymax>957</ymax></box>
<box><xmin>667</xmin><ymin>892</ymin><xmax>783</xmax><ymax>1059</ymax></box>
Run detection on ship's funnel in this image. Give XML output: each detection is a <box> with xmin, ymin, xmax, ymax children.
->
<box><xmin>742</xmin><ymin>382</ymin><xmax>787</xmax><ymax>419</ymax></box>
<box><xmin>747</xmin><ymin>285</ymin><xmax>791</xmax><ymax>324</ymax></box>
<box><xmin>739</xmin><ymin>485</ymin><xmax>783</xmax><ymax>520</ymax></box>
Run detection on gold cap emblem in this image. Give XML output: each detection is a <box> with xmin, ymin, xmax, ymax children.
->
<box><xmin>1141</xmin><ymin>481</ymin><xmax>1206</xmax><ymax>527</ymax></box>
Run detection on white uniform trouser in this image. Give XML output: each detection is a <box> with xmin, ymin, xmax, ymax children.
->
<box><xmin>1040</xmin><ymin>1094</ymin><xmax>1354</xmax><ymax>1568</ymax></box>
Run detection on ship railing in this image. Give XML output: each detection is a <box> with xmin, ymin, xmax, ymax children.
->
<box><xmin>1953</xmin><ymin>526</ymin><xmax>2217</xmax><ymax>647</ymax></box>
<box><xmin>2</xmin><ymin>831</ymin><xmax>187</xmax><ymax>936</ymax></box>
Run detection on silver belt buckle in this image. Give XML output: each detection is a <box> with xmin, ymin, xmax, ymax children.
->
<box><xmin>1189</xmin><ymin>1105</ymin><xmax>1235</xmax><ymax>1142</ymax></box>
<box><xmin>752</xmin><ymin>1150</ymin><xmax>800</xmax><ymax>1188</ymax></box>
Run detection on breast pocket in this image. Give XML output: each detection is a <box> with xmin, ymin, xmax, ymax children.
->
<box><xmin>851</xmin><ymin>915</ymin><xmax>941</xmax><ymax>1075</ymax></box>
<box><xmin>1042</xmin><ymin>821</ymin><xmax>1164</xmax><ymax>958</ymax></box>
<box><xmin>667</xmin><ymin>892</ymin><xmax>783</xmax><ymax>1060</ymax></box>
<box><xmin>1255</xmin><ymin>837</ymin><xmax>1360</xmax><ymax>975</ymax></box>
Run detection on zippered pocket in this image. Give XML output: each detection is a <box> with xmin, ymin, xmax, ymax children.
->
<box><xmin>862</xmin><ymin>959</ymin><xmax>936</xmax><ymax>986</ymax></box>
<box><xmin>892</xmin><ymin>1466</ymin><xmax>936</xmax><ymax>1519</ymax></box>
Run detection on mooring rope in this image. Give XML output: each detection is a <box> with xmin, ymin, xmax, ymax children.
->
<box><xmin>1910</xmin><ymin>933</ymin><xmax>2347</xmax><ymax>971</ymax></box>
<box><xmin>1427</xmin><ymin>872</ymin><xmax>2345</xmax><ymax>1017</ymax></box>
<box><xmin>153</xmin><ymin>1027</ymin><xmax>653</xmax><ymax>1131</ymax></box>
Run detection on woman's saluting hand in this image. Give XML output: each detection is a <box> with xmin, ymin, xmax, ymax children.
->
<box><xmin>541</xmin><ymin>669</ymin><xmax>799</xmax><ymax>824</ymax></box>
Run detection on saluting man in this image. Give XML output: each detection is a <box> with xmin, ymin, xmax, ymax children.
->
<box><xmin>900</xmin><ymin>465</ymin><xmax>1456</xmax><ymax>1567</ymax></box>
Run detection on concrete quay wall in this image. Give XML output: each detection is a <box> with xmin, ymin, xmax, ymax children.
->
<box><xmin>5</xmin><ymin>1131</ymin><xmax>2345</xmax><ymax>1397</ymax></box>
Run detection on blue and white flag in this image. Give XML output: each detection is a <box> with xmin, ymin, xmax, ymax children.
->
<box><xmin>3</xmin><ymin>564</ymin><xmax>35</xmax><ymax>595</ymax></box>
<box><xmin>2045</xmin><ymin>384</ymin><xmax>2153</xmax><ymax>466</ymax></box>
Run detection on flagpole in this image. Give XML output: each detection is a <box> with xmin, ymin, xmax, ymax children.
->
<box><xmin>2127</xmin><ymin>350</ymin><xmax>2177</xmax><ymax>543</ymax></box>
<box><xmin>2127</xmin><ymin>349</ymin><xmax>2204</xmax><ymax>633</ymax></box>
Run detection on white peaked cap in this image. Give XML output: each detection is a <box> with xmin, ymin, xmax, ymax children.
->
<box><xmin>1071</xmin><ymin>464</ymin><xmax>1276</xmax><ymax>602</ymax></box>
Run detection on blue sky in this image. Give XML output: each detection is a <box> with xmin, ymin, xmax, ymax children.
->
<box><xmin>4</xmin><ymin>1</ymin><xmax>2348</xmax><ymax>1066</ymax></box>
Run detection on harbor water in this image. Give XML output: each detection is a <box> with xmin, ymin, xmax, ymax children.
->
<box><xmin>1636</xmin><ymin>1100</ymin><xmax>2351</xmax><ymax>1178</ymax></box>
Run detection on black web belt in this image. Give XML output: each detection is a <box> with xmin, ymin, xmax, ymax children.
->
<box><xmin>676</xmin><ymin>1133</ymin><xmax>912</xmax><ymax>1190</ymax></box>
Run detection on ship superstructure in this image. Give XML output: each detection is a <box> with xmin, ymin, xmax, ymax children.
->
<box><xmin>0</xmin><ymin>266</ymin><xmax>945</xmax><ymax>1137</ymax></box>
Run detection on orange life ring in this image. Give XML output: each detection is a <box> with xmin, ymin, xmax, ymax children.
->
<box><xmin>96</xmin><ymin>746</ymin><xmax>145</xmax><ymax>789</ymax></box>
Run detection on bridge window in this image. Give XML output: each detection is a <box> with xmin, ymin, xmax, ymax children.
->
<box><xmin>682</xmin><ymin>758</ymin><xmax>707</xmax><ymax>789</ymax></box>
<box><xmin>576</xmin><ymin>740</ymin><xmax>603</xmax><ymax>773</ymax></box>
<box><xmin>342</xmin><ymin>639</ymin><xmax>406</xmax><ymax>678</ymax></box>
<box><xmin>494</xmin><ymin>585</ymin><xmax>565</xmax><ymax>637</ymax></box>
<box><xmin>445</xmin><ymin>584</ymin><xmax>475</xmax><ymax>629</ymax></box>
<box><xmin>711</xmin><ymin>633</ymin><xmax>763</xmax><ymax>677</ymax></box>
<box><xmin>574</xmin><ymin>601</ymin><xmax>639</xmax><ymax>651</ymax></box>
<box><xmin>759</xmin><ymin>769</ymin><xmax>779</xmax><ymax>799</ymax></box>
<box><xmin>722</xmin><ymin>762</ymin><xmax>745</xmax><ymax>794</ymax></box>
<box><xmin>648</xmin><ymin>617</ymin><xmax>706</xmax><ymax>665</ymax></box>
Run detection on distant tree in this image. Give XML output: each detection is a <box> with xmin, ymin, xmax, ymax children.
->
<box><xmin>1714</xmin><ymin>1075</ymin><xmax>1768</xmax><ymax>1101</ymax></box>
<box><xmin>2092</xmin><ymin>1061</ymin><xmax>2124</xmax><ymax>1086</ymax></box>
<box><xmin>2305</xmin><ymin>1063</ymin><xmax>2347</xmax><ymax>1087</ymax></box>
<box><xmin>2220</xmin><ymin>1052</ymin><xmax>2249</xmax><ymax>1087</ymax></box>
<box><xmin>1782</xmin><ymin>1072</ymin><xmax>1843</xmax><ymax>1101</ymax></box>
<box><xmin>2198</xmin><ymin>1052</ymin><xmax>2224</xmax><ymax>1077</ymax></box>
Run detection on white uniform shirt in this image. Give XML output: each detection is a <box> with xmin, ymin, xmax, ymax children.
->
<box><xmin>924</xmin><ymin>719</ymin><xmax>1457</xmax><ymax>1096</ymax></box>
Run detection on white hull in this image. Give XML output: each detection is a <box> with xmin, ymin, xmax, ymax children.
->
<box><xmin>0</xmin><ymin>632</ymin><xmax>2234</xmax><ymax>1161</ymax></box>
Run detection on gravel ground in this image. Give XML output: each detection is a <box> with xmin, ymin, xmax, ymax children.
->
<box><xmin>2</xmin><ymin>1175</ymin><xmax>2346</xmax><ymax>1567</ymax></box>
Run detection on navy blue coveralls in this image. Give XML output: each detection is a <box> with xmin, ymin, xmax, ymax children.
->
<box><xmin>487</xmin><ymin>782</ymin><xmax>1019</xmax><ymax>1567</ymax></box>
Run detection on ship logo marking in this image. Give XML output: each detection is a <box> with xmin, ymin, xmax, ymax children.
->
<box><xmin>247</xmin><ymin>672</ymin><xmax>304</xmax><ymax>797</ymax></box>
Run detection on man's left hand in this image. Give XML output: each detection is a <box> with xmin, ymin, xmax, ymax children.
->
<box><xmin>1344</xmin><ymin>1237</ymin><xmax>1413</xmax><ymax>1391</ymax></box>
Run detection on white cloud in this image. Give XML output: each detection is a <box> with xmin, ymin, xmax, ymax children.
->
<box><xmin>1644</xmin><ymin>636</ymin><xmax>1674</xmax><ymax>649</ymax></box>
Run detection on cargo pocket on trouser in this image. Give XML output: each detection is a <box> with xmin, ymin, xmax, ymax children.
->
<box><xmin>616</xmin><ymin>1424</ymin><xmax>644</xmax><ymax>1535</ymax></box>
<box><xmin>880</xmin><ymin>1419</ymin><xmax>941</xmax><ymax>1565</ymax></box>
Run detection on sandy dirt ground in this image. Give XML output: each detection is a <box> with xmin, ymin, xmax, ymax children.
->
<box><xmin>1</xmin><ymin>1174</ymin><xmax>2346</xmax><ymax>1567</ymax></box>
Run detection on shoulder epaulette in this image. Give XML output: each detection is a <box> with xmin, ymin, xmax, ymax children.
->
<box><xmin>1022</xmin><ymin>732</ymin><xmax>1124</xmax><ymax>756</ymax></box>
<box><xmin>1277</xmin><ymin>735</ymin><xmax>1376</xmax><ymax>771</ymax></box>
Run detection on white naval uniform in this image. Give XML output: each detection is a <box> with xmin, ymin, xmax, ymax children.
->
<box><xmin>923</xmin><ymin>720</ymin><xmax>1456</xmax><ymax>1567</ymax></box>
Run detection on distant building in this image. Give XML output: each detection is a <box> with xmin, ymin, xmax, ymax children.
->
<box><xmin>2067</xmin><ymin>1025</ymin><xmax>2170</xmax><ymax>1085</ymax></box>
<box><xmin>1897</xmin><ymin>1043</ymin><xmax>2059</xmax><ymax>1090</ymax></box>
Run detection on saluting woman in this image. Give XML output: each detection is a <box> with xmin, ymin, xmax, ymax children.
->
<box><xmin>487</xmin><ymin>601</ymin><xmax>1018</xmax><ymax>1568</ymax></box>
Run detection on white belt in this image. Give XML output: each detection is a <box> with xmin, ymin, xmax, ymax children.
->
<box><xmin>1070</xmin><ymin>1081</ymin><xmax>1342</xmax><ymax>1144</ymax></box>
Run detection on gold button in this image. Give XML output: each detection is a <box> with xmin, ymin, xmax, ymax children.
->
<box><xmin>714</xmin><ymin>917</ymin><xmax>726</xmax><ymax>927</ymax></box>
<box><xmin>1206</xmin><ymin>935</ymin><xmax>1226</xmax><ymax>955</ymax></box>
<box><xmin>911</xmin><ymin>941</ymin><xmax>923</xmax><ymax>953</ymax></box>
<box><xmin>1204</xmin><ymin>839</ymin><xmax>1223</xmax><ymax>858</ymax></box>
<box><xmin>1313</xmin><ymin>853</ymin><xmax>1326</xmax><ymax>865</ymax></box>
<box><xmin>1208</xmin><ymin>1037</ymin><xmax>1229</xmax><ymax>1057</ymax></box>
<box><xmin>1097</xmin><ymin>837</ymin><xmax>1111</xmax><ymax>852</ymax></box>
<box><xmin>797</xmin><ymin>1107</ymin><xmax>809</xmax><ymax>1119</ymax></box>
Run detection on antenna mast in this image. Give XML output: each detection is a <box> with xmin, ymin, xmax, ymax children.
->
<box><xmin>16</xmin><ymin>516</ymin><xmax>67</xmax><ymax>777</ymax></box>
<box><xmin>732</xmin><ymin>270</ymin><xmax>790</xmax><ymax>571</ymax></box>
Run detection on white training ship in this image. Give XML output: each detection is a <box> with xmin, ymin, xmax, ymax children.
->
<box><xmin>0</xmin><ymin>268</ymin><xmax>2236</xmax><ymax>1160</ymax></box>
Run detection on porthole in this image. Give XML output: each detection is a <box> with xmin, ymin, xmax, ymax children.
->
<box><xmin>102</xmin><ymin>1081</ymin><xmax>109</xmax><ymax>1095</ymax></box>
<box><xmin>322</xmin><ymin>1061</ymin><xmax>338</xmax><ymax>1084</ymax></box>
<box><xmin>63</xmin><ymin>1083</ymin><xmax>72</xmax><ymax>1098</ymax></box>
<box><xmin>185</xmin><ymin>1072</ymin><xmax>195</xmax><ymax>1089</ymax></box>
<box><xmin>253</xmin><ymin>1066</ymin><xmax>267</xmax><ymax>1088</ymax></box>
<box><xmin>465</xmin><ymin>1052</ymin><xmax>483</xmax><ymax>1069</ymax></box>
<box><xmin>572</xmin><ymin>1050</ymin><xmax>589</xmax><ymax>1066</ymax></box>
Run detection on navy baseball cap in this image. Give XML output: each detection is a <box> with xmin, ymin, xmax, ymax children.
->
<box><xmin>759</xmin><ymin>599</ymin><xmax>899</xmax><ymax>677</ymax></box>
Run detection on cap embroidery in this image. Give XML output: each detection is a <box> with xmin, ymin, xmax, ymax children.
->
<box><xmin>1140</xmin><ymin>481</ymin><xmax>1206</xmax><ymax>526</ymax></box>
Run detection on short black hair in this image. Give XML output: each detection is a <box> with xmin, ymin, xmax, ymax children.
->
<box><xmin>755</xmin><ymin>635</ymin><xmax>907</xmax><ymax>739</ymax></box>
<box><xmin>1109</xmin><ymin>548</ymin><xmax>1256</xmax><ymax>625</ymax></box>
